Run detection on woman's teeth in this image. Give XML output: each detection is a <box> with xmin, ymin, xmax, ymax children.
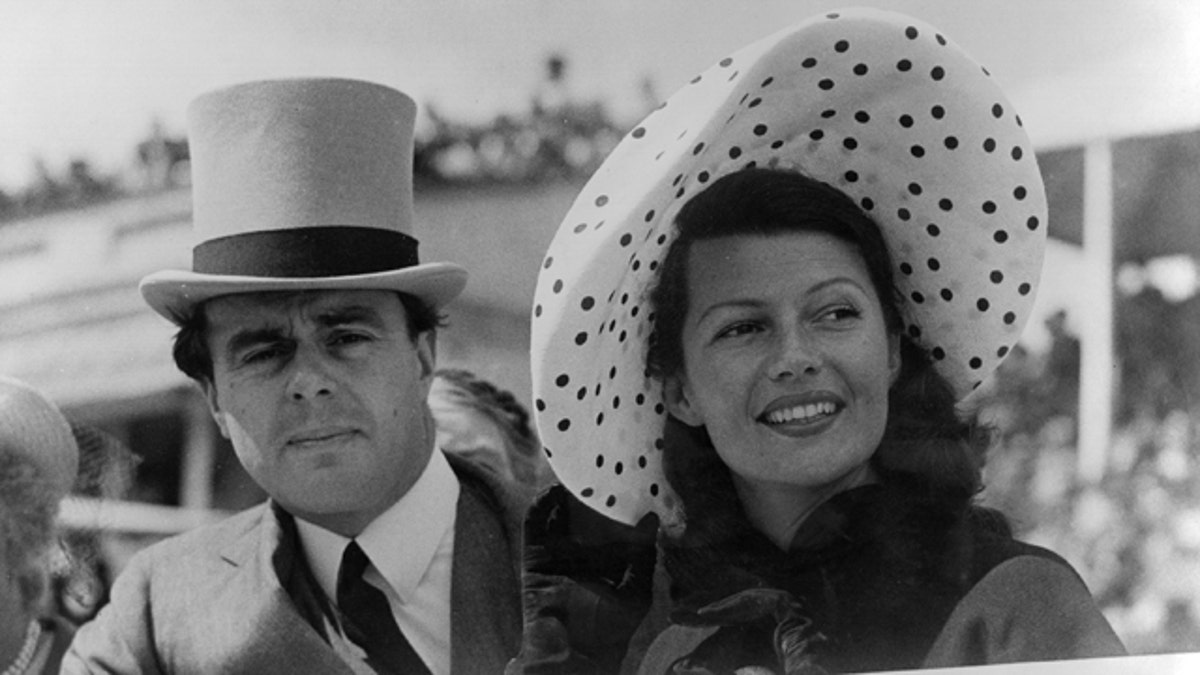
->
<box><xmin>765</xmin><ymin>401</ymin><xmax>837</xmax><ymax>424</ymax></box>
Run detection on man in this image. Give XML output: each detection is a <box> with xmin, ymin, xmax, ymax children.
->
<box><xmin>64</xmin><ymin>78</ymin><xmax>528</xmax><ymax>674</ymax></box>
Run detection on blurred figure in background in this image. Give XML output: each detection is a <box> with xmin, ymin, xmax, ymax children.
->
<box><xmin>429</xmin><ymin>369</ymin><xmax>550</xmax><ymax>489</ymax></box>
<box><xmin>0</xmin><ymin>376</ymin><xmax>80</xmax><ymax>674</ymax></box>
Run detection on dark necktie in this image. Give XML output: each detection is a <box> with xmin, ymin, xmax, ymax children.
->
<box><xmin>336</xmin><ymin>540</ymin><xmax>432</xmax><ymax>675</ymax></box>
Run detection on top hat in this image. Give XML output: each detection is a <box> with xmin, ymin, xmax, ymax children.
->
<box><xmin>529</xmin><ymin>8</ymin><xmax>1048</xmax><ymax>527</ymax></box>
<box><xmin>140</xmin><ymin>78</ymin><xmax>467</xmax><ymax>323</ymax></box>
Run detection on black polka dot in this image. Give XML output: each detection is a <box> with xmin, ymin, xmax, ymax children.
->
<box><xmin>990</xmin><ymin>270</ymin><xmax>1004</xmax><ymax>284</ymax></box>
<box><xmin>649</xmin><ymin>484</ymin><xmax>660</xmax><ymax>496</ymax></box>
<box><xmin>632</xmin><ymin>127</ymin><xmax>646</xmax><ymax>138</ymax></box>
<box><xmin>552</xmin><ymin>279</ymin><xmax>564</xmax><ymax>293</ymax></box>
<box><xmin>535</xmin><ymin>399</ymin><xmax>546</xmax><ymax>411</ymax></box>
<box><xmin>940</xmin><ymin>288</ymin><xmax>952</xmax><ymax>301</ymax></box>
<box><xmin>932</xmin><ymin>347</ymin><xmax>946</xmax><ymax>360</ymax></box>
<box><xmin>992</xmin><ymin>103</ymin><xmax>1004</xmax><ymax>118</ymax></box>
<box><xmin>638</xmin><ymin>455</ymin><xmax>648</xmax><ymax>468</ymax></box>
<box><xmin>770</xmin><ymin>140</ymin><xmax>784</xmax><ymax>149</ymax></box>
<box><xmin>1012</xmin><ymin>146</ymin><xmax>1024</xmax><ymax>160</ymax></box>
<box><xmin>819</xmin><ymin>79</ymin><xmax>835</xmax><ymax>90</ymax></box>
<box><xmin>581</xmin><ymin>487</ymin><xmax>594</xmax><ymax>497</ymax></box>
<box><xmin>908</xmin><ymin>182</ymin><xmax>923</xmax><ymax>195</ymax></box>
<box><xmin>595</xmin><ymin>195</ymin><xmax>609</xmax><ymax>207</ymax></box>
<box><xmin>835</xmin><ymin>40</ymin><xmax>850</xmax><ymax>52</ymax></box>
<box><xmin>762</xmin><ymin>77</ymin><xmax>774</xmax><ymax>87</ymax></box>
<box><xmin>576</xmin><ymin>387</ymin><xmax>587</xmax><ymax>401</ymax></box>
<box><xmin>614</xmin><ymin>462</ymin><xmax>623</xmax><ymax>475</ymax></box>
<box><xmin>928</xmin><ymin>258</ymin><xmax>941</xmax><ymax>271</ymax></box>
<box><xmin>595</xmin><ymin>412</ymin><xmax>604</xmax><ymax>425</ymax></box>
<box><xmin>555</xmin><ymin>374</ymin><xmax>569</xmax><ymax>387</ymax></box>
<box><xmin>821</xmin><ymin>109</ymin><xmax>837</xmax><ymax>118</ymax></box>
<box><xmin>753</xmin><ymin>124</ymin><xmax>768</xmax><ymax>136</ymax></box>
<box><xmin>609</xmin><ymin>366</ymin><xmax>617</xmax><ymax>379</ymax></box>
<box><xmin>1004</xmin><ymin>312</ymin><xmax>1017</xmax><ymax>324</ymax></box>
<box><xmin>803</xmin><ymin>57</ymin><xmax>818</xmax><ymax>68</ymax></box>
<box><xmin>860</xmin><ymin>197</ymin><xmax>875</xmax><ymax>211</ymax></box>
<box><xmin>931</xmin><ymin>66</ymin><xmax>945</xmax><ymax>81</ymax></box>
<box><xmin>998</xmin><ymin>346</ymin><xmax>1009</xmax><ymax>357</ymax></box>
<box><xmin>936</xmin><ymin>34</ymin><xmax>947</xmax><ymax>46</ymax></box>
<box><xmin>534</xmin><ymin>305</ymin><xmax>542</xmax><ymax>318</ymax></box>
<box><xmin>977</xmin><ymin>298</ymin><xmax>990</xmax><ymax>311</ymax></box>
<box><xmin>557</xmin><ymin>419</ymin><xmax>570</xmax><ymax>431</ymax></box>
<box><xmin>899</xmin><ymin>114</ymin><xmax>914</xmax><ymax>128</ymax></box>
<box><xmin>1014</xmin><ymin>186</ymin><xmax>1027</xmax><ymax>200</ymax></box>
<box><xmin>606</xmin><ymin>495</ymin><xmax>618</xmax><ymax>507</ymax></box>
<box><xmin>931</xmin><ymin>105</ymin><xmax>945</xmax><ymax>119</ymax></box>
<box><xmin>1027</xmin><ymin>216</ymin><xmax>1040</xmax><ymax>231</ymax></box>
<box><xmin>897</xmin><ymin>59</ymin><xmax>912</xmax><ymax>72</ymax></box>
<box><xmin>844</xmin><ymin>170</ymin><xmax>859</xmax><ymax>183</ymax></box>
<box><xmin>719</xmin><ymin>57</ymin><xmax>733</xmax><ymax>67</ymax></box>
<box><xmin>983</xmin><ymin>201</ymin><xmax>997</xmax><ymax>214</ymax></box>
<box><xmin>969</xmin><ymin>357</ymin><xmax>983</xmax><ymax>369</ymax></box>
<box><xmin>911</xmin><ymin>145</ymin><xmax>926</xmax><ymax>158</ymax></box>
<box><xmin>729</xmin><ymin>146</ymin><xmax>743</xmax><ymax>159</ymax></box>
<box><xmin>543</xmin><ymin>256</ymin><xmax>554</xmax><ymax>269</ymax></box>
<box><xmin>994</xmin><ymin>230</ymin><xmax>1009</xmax><ymax>243</ymax></box>
<box><xmin>927</xmin><ymin>224</ymin><xmax>941</xmax><ymax>237</ymax></box>
<box><xmin>944</xmin><ymin>136</ymin><xmax>959</xmax><ymax>149</ymax></box>
<box><xmin>911</xmin><ymin>291</ymin><xmax>925</xmax><ymax>303</ymax></box>
<box><xmin>900</xmin><ymin>262</ymin><xmax>914</xmax><ymax>275</ymax></box>
<box><xmin>809</xmin><ymin>129</ymin><xmax>825</xmax><ymax>140</ymax></box>
<box><xmin>898</xmin><ymin>208</ymin><xmax>912</xmax><ymax>221</ymax></box>
<box><xmin>749</xmin><ymin>97</ymin><xmax>763</xmax><ymax>108</ymax></box>
<box><xmin>854</xmin><ymin>63</ymin><xmax>868</xmax><ymax>76</ymax></box>
<box><xmin>843</xmin><ymin>138</ymin><xmax>858</xmax><ymax>150</ymax></box>
<box><xmin>692</xmin><ymin>142</ymin><xmax>705</xmax><ymax>156</ymax></box>
<box><xmin>983</xmin><ymin>138</ymin><xmax>997</xmax><ymax>152</ymax></box>
<box><xmin>573</xmin><ymin>222</ymin><xmax>587</xmax><ymax>234</ymax></box>
<box><xmin>939</xmin><ymin>198</ymin><xmax>953</xmax><ymax>211</ymax></box>
<box><xmin>854</xmin><ymin>111</ymin><xmax>870</xmax><ymax>123</ymax></box>
<box><xmin>1018</xmin><ymin>283</ymin><xmax>1032</xmax><ymax>296</ymax></box>
<box><xmin>905</xmin><ymin>26</ymin><xmax>919</xmax><ymax>39</ymax></box>
<box><xmin>595</xmin><ymin>454</ymin><xmax>604</xmax><ymax>468</ymax></box>
<box><xmin>574</xmin><ymin>332</ymin><xmax>588</xmax><ymax>345</ymax></box>
<box><xmin>908</xmin><ymin>324</ymin><xmax>922</xmax><ymax>338</ymax></box>
<box><xmin>581</xmin><ymin>296</ymin><xmax>595</xmax><ymax>310</ymax></box>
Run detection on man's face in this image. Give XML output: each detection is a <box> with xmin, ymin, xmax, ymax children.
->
<box><xmin>202</xmin><ymin>289</ymin><xmax>436</xmax><ymax>535</ymax></box>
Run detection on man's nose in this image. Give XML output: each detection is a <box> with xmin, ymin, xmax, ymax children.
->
<box><xmin>285</xmin><ymin>345</ymin><xmax>337</xmax><ymax>401</ymax></box>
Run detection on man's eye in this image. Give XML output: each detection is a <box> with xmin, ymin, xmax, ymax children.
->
<box><xmin>330</xmin><ymin>332</ymin><xmax>371</xmax><ymax>347</ymax></box>
<box><xmin>242</xmin><ymin>346</ymin><xmax>285</xmax><ymax>364</ymax></box>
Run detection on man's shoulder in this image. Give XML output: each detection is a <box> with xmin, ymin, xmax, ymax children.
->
<box><xmin>127</xmin><ymin>502</ymin><xmax>271</xmax><ymax>570</ymax></box>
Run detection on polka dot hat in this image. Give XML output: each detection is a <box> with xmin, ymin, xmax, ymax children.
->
<box><xmin>530</xmin><ymin>8</ymin><xmax>1047</xmax><ymax>528</ymax></box>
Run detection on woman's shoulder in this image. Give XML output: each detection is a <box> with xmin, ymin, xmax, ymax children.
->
<box><xmin>924</xmin><ymin>531</ymin><xmax>1127</xmax><ymax>667</ymax></box>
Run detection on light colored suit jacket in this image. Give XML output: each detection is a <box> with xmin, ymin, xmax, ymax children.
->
<box><xmin>63</xmin><ymin>457</ymin><xmax>528</xmax><ymax>675</ymax></box>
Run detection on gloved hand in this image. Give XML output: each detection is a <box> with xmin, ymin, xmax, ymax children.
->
<box><xmin>506</xmin><ymin>484</ymin><xmax>660</xmax><ymax>675</ymax></box>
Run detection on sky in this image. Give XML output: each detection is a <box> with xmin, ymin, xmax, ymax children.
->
<box><xmin>1</xmin><ymin>0</ymin><xmax>1198</xmax><ymax>191</ymax></box>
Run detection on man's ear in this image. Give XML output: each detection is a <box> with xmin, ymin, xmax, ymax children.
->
<box><xmin>416</xmin><ymin>331</ymin><xmax>437</xmax><ymax>388</ymax></box>
<box><xmin>200</xmin><ymin>380</ymin><xmax>231</xmax><ymax>440</ymax></box>
<box><xmin>663</xmin><ymin>373</ymin><xmax>705</xmax><ymax>427</ymax></box>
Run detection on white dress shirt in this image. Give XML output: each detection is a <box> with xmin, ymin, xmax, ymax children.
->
<box><xmin>296</xmin><ymin>449</ymin><xmax>460</xmax><ymax>675</ymax></box>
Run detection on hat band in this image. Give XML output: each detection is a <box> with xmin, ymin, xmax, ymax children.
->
<box><xmin>193</xmin><ymin>226</ymin><xmax>420</xmax><ymax>277</ymax></box>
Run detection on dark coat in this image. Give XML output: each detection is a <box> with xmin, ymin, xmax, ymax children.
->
<box><xmin>62</xmin><ymin>455</ymin><xmax>529</xmax><ymax>675</ymax></box>
<box><xmin>635</xmin><ymin>485</ymin><xmax>1125</xmax><ymax>674</ymax></box>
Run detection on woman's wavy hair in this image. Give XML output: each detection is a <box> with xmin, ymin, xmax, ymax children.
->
<box><xmin>0</xmin><ymin>448</ymin><xmax>60</xmax><ymax>614</ymax></box>
<box><xmin>645</xmin><ymin>168</ymin><xmax>993</xmax><ymax>535</ymax></box>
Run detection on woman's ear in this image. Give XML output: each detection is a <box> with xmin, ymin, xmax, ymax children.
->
<box><xmin>663</xmin><ymin>374</ymin><xmax>705</xmax><ymax>427</ymax></box>
<box><xmin>888</xmin><ymin>332</ymin><xmax>902</xmax><ymax>388</ymax></box>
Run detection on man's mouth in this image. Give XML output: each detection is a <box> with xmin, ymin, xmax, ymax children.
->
<box><xmin>287</xmin><ymin>428</ymin><xmax>356</xmax><ymax>446</ymax></box>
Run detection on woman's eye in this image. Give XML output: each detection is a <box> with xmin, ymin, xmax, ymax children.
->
<box><xmin>821</xmin><ymin>305</ymin><xmax>861</xmax><ymax>322</ymax></box>
<box><xmin>715</xmin><ymin>322</ymin><xmax>762</xmax><ymax>340</ymax></box>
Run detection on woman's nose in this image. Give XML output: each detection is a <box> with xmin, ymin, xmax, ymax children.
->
<box><xmin>285</xmin><ymin>346</ymin><xmax>336</xmax><ymax>401</ymax></box>
<box><xmin>767</xmin><ymin>329</ymin><xmax>821</xmax><ymax>381</ymax></box>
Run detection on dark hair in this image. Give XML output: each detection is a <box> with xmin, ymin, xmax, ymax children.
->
<box><xmin>432</xmin><ymin>368</ymin><xmax>546</xmax><ymax>487</ymax></box>
<box><xmin>172</xmin><ymin>291</ymin><xmax>443</xmax><ymax>384</ymax></box>
<box><xmin>649</xmin><ymin>169</ymin><xmax>991</xmax><ymax>532</ymax></box>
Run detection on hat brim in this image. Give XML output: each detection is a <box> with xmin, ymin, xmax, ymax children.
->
<box><xmin>140</xmin><ymin>263</ymin><xmax>468</xmax><ymax>324</ymax></box>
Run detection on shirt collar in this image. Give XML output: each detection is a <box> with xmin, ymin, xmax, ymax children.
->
<box><xmin>296</xmin><ymin>449</ymin><xmax>460</xmax><ymax>603</ymax></box>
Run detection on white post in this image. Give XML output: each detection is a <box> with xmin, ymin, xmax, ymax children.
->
<box><xmin>180</xmin><ymin>396</ymin><xmax>216</xmax><ymax>510</ymax></box>
<box><xmin>1077</xmin><ymin>139</ymin><xmax>1114</xmax><ymax>483</ymax></box>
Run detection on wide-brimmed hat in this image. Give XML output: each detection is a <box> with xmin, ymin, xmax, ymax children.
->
<box><xmin>140</xmin><ymin>78</ymin><xmax>467</xmax><ymax>323</ymax></box>
<box><xmin>0</xmin><ymin>376</ymin><xmax>79</xmax><ymax>501</ymax></box>
<box><xmin>530</xmin><ymin>8</ymin><xmax>1047</xmax><ymax>527</ymax></box>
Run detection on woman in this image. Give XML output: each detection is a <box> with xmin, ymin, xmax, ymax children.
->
<box><xmin>516</xmin><ymin>8</ymin><xmax>1125</xmax><ymax>674</ymax></box>
<box><xmin>0</xmin><ymin>376</ymin><xmax>80</xmax><ymax>674</ymax></box>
